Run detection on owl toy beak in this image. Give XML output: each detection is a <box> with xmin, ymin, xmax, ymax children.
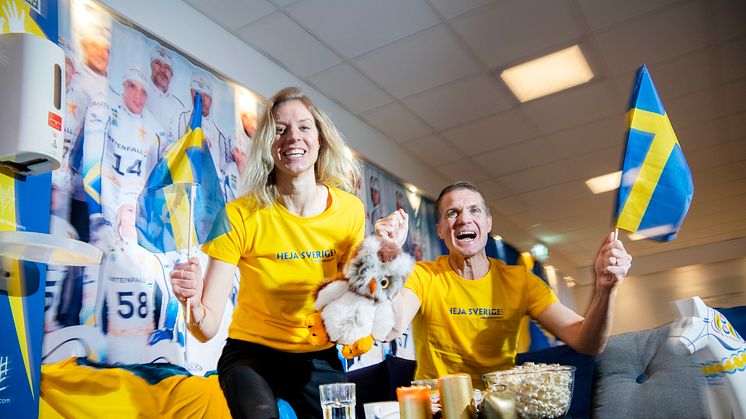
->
<box><xmin>368</xmin><ymin>279</ymin><xmax>377</xmax><ymax>295</ymax></box>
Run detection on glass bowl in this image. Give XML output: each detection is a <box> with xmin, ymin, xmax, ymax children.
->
<box><xmin>482</xmin><ymin>363</ymin><xmax>575</xmax><ymax>419</ymax></box>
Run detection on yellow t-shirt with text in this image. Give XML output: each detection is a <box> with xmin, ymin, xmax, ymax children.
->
<box><xmin>405</xmin><ymin>256</ymin><xmax>558</xmax><ymax>387</ymax></box>
<box><xmin>202</xmin><ymin>186</ymin><xmax>365</xmax><ymax>352</ymax></box>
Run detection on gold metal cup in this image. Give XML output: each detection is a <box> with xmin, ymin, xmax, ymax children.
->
<box><xmin>438</xmin><ymin>374</ymin><xmax>476</xmax><ymax>419</ymax></box>
<box><xmin>481</xmin><ymin>385</ymin><xmax>517</xmax><ymax>419</ymax></box>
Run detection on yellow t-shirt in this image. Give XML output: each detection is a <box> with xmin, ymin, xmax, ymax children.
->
<box><xmin>202</xmin><ymin>186</ymin><xmax>365</xmax><ymax>352</ymax></box>
<box><xmin>405</xmin><ymin>256</ymin><xmax>558</xmax><ymax>388</ymax></box>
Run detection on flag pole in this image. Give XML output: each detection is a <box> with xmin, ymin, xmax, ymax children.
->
<box><xmin>185</xmin><ymin>183</ymin><xmax>196</xmax><ymax>323</ymax></box>
<box><xmin>614</xmin><ymin>227</ymin><xmax>619</xmax><ymax>241</ymax></box>
<box><xmin>185</xmin><ymin>183</ymin><xmax>196</xmax><ymax>364</ymax></box>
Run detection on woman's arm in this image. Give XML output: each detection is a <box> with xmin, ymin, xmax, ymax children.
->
<box><xmin>171</xmin><ymin>256</ymin><xmax>236</xmax><ymax>342</ymax></box>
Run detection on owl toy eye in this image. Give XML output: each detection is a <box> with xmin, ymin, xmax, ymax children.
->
<box><xmin>380</xmin><ymin>276</ymin><xmax>392</xmax><ymax>289</ymax></box>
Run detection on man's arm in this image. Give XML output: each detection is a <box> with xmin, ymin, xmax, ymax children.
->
<box><xmin>385</xmin><ymin>287</ymin><xmax>421</xmax><ymax>341</ymax></box>
<box><xmin>375</xmin><ymin>209</ymin><xmax>422</xmax><ymax>341</ymax></box>
<box><xmin>536</xmin><ymin>233</ymin><xmax>631</xmax><ymax>355</ymax></box>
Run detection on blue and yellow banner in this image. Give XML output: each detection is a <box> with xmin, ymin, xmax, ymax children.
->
<box><xmin>615</xmin><ymin>65</ymin><xmax>694</xmax><ymax>241</ymax></box>
<box><xmin>136</xmin><ymin>93</ymin><xmax>230</xmax><ymax>253</ymax></box>
<box><xmin>0</xmin><ymin>1</ymin><xmax>57</xmax><ymax>417</ymax></box>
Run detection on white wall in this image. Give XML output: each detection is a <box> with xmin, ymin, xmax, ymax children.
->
<box><xmin>97</xmin><ymin>0</ymin><xmax>449</xmax><ymax>198</ymax></box>
<box><xmin>572</xmin><ymin>256</ymin><xmax>746</xmax><ymax>335</ymax></box>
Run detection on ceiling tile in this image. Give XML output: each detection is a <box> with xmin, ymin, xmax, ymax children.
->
<box><xmin>551</xmin><ymin>244</ymin><xmax>594</xmax><ymax>265</ymax></box>
<box><xmin>541</xmin><ymin>226</ymin><xmax>606</xmax><ymax>248</ymax></box>
<box><xmin>508</xmin><ymin>210</ymin><xmax>545</xmax><ymax>229</ymax></box>
<box><xmin>518</xmin><ymin>180</ymin><xmax>594</xmax><ymax>208</ymax></box>
<box><xmin>307</xmin><ymin>63</ymin><xmax>394</xmax><ymax>113</ymax></box>
<box><xmin>475</xmin><ymin>178</ymin><xmax>514</xmax><ymax>201</ymax></box>
<box><xmin>676</xmin><ymin>117</ymin><xmax>731</xmax><ymax>152</ymax></box>
<box><xmin>491</xmin><ymin>196</ymin><xmax>530</xmax><ymax>216</ymax></box>
<box><xmin>693</xmin><ymin>179</ymin><xmax>746</xmax><ymax>204</ymax></box>
<box><xmin>184</xmin><ymin>0</ymin><xmax>276</xmax><ymax>29</ymax></box>
<box><xmin>498</xmin><ymin>161</ymin><xmax>577</xmax><ymax>193</ymax></box>
<box><xmin>684</xmin><ymin>207</ymin><xmax>745</xmax><ymax>232</ymax></box>
<box><xmin>576</xmin><ymin>0</ymin><xmax>680</xmax><ymax>31</ymax></box>
<box><xmin>595</xmin><ymin>1</ymin><xmax>708</xmax><ymax>76</ymax></box>
<box><xmin>564</xmin><ymin>146</ymin><xmax>623</xmax><ymax>179</ymax></box>
<box><xmin>354</xmin><ymin>25</ymin><xmax>482</xmax><ymax>98</ymax></box>
<box><xmin>236</xmin><ymin>11</ymin><xmax>341</xmax><ymax>77</ymax></box>
<box><xmin>723</xmin><ymin>78</ymin><xmax>746</xmax><ymax>115</ymax></box>
<box><xmin>719</xmin><ymin>37</ymin><xmax>746</xmax><ymax>83</ymax></box>
<box><xmin>474</xmin><ymin>137</ymin><xmax>559</xmax><ymax>178</ymax></box>
<box><xmin>442</xmin><ymin>110</ymin><xmax>540</xmax><ymax>155</ymax></box>
<box><xmin>286</xmin><ymin>0</ymin><xmax>440</xmax><ymax>58</ymax></box>
<box><xmin>401</xmin><ymin>134</ymin><xmax>465</xmax><ymax>165</ymax></box>
<box><xmin>545</xmin><ymin>116</ymin><xmax>625</xmax><ymax>159</ymax></box>
<box><xmin>360</xmin><ymin>102</ymin><xmax>432</xmax><ymax>142</ymax></box>
<box><xmin>694</xmin><ymin>161</ymin><xmax>746</xmax><ymax>189</ymax></box>
<box><xmin>182</xmin><ymin>0</ymin><xmax>746</xmax><ymax>271</ymax></box>
<box><xmin>725</xmin><ymin>111</ymin><xmax>746</xmax><ymax>142</ymax></box>
<box><xmin>527</xmin><ymin>194</ymin><xmax>612</xmax><ymax>225</ymax></box>
<box><xmin>665</xmin><ymin>87</ymin><xmax>722</xmax><ymax>130</ymax></box>
<box><xmin>428</xmin><ymin>0</ymin><xmax>494</xmax><ymax>19</ymax></box>
<box><xmin>451</xmin><ymin>0</ymin><xmax>581</xmax><ymax>68</ymax></box>
<box><xmin>613</xmin><ymin>48</ymin><xmax>718</xmax><ymax>103</ymax></box>
<box><xmin>688</xmin><ymin>138</ymin><xmax>746</xmax><ymax>173</ymax></box>
<box><xmin>714</xmin><ymin>0</ymin><xmax>746</xmax><ymax>41</ymax></box>
<box><xmin>690</xmin><ymin>191</ymin><xmax>746</xmax><ymax>217</ymax></box>
<box><xmin>436</xmin><ymin>158</ymin><xmax>493</xmax><ymax>183</ymax></box>
<box><xmin>489</xmin><ymin>218</ymin><xmax>536</xmax><ymax>249</ymax></box>
<box><xmin>718</xmin><ymin>137</ymin><xmax>746</xmax><ymax>164</ymax></box>
<box><xmin>523</xmin><ymin>81</ymin><xmax>622</xmax><ymax>134</ymax></box>
<box><xmin>402</xmin><ymin>74</ymin><xmax>514</xmax><ymax>130</ymax></box>
<box><xmin>683</xmin><ymin>143</ymin><xmax>728</xmax><ymax>173</ymax></box>
<box><xmin>533</xmin><ymin>217</ymin><xmax>583</xmax><ymax>239</ymax></box>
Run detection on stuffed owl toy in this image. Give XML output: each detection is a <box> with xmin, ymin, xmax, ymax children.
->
<box><xmin>306</xmin><ymin>236</ymin><xmax>415</xmax><ymax>358</ymax></box>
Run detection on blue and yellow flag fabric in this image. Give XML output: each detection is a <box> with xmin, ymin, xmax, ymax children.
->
<box><xmin>41</xmin><ymin>358</ymin><xmax>231</xmax><ymax>418</ymax></box>
<box><xmin>615</xmin><ymin>65</ymin><xmax>694</xmax><ymax>241</ymax></box>
<box><xmin>136</xmin><ymin>93</ymin><xmax>230</xmax><ymax>253</ymax></box>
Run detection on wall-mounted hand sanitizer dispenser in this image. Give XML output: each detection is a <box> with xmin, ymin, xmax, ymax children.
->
<box><xmin>0</xmin><ymin>32</ymin><xmax>65</xmax><ymax>180</ymax></box>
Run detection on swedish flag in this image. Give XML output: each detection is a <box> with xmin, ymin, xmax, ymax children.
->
<box><xmin>615</xmin><ymin>65</ymin><xmax>694</xmax><ymax>241</ymax></box>
<box><xmin>136</xmin><ymin>93</ymin><xmax>230</xmax><ymax>253</ymax></box>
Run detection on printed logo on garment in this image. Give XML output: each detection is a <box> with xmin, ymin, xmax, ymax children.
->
<box><xmin>275</xmin><ymin>248</ymin><xmax>337</xmax><ymax>263</ymax></box>
<box><xmin>448</xmin><ymin>306</ymin><xmax>504</xmax><ymax>320</ymax></box>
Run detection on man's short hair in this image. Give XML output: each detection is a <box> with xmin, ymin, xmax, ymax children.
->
<box><xmin>150</xmin><ymin>46</ymin><xmax>173</xmax><ymax>69</ymax></box>
<box><xmin>434</xmin><ymin>181</ymin><xmax>489</xmax><ymax>220</ymax></box>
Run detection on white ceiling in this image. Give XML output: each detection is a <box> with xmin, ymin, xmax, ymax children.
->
<box><xmin>182</xmin><ymin>0</ymin><xmax>746</xmax><ymax>272</ymax></box>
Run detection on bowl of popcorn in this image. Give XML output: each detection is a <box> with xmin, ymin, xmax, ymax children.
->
<box><xmin>482</xmin><ymin>363</ymin><xmax>575</xmax><ymax>419</ymax></box>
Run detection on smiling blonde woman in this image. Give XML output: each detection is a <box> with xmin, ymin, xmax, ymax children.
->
<box><xmin>170</xmin><ymin>87</ymin><xmax>365</xmax><ymax>418</ymax></box>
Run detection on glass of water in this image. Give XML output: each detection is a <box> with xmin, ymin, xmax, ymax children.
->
<box><xmin>319</xmin><ymin>382</ymin><xmax>356</xmax><ymax>419</ymax></box>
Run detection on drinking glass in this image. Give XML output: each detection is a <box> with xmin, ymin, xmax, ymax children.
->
<box><xmin>319</xmin><ymin>382</ymin><xmax>356</xmax><ymax>419</ymax></box>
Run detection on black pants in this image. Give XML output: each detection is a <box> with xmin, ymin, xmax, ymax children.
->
<box><xmin>217</xmin><ymin>338</ymin><xmax>346</xmax><ymax>419</ymax></box>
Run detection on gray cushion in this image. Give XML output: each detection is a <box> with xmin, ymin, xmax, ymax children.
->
<box><xmin>592</xmin><ymin>323</ymin><xmax>708</xmax><ymax>419</ymax></box>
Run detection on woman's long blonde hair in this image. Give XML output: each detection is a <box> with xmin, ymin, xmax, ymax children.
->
<box><xmin>239</xmin><ymin>87</ymin><xmax>360</xmax><ymax>210</ymax></box>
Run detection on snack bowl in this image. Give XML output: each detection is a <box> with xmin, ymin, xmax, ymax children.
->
<box><xmin>482</xmin><ymin>363</ymin><xmax>575</xmax><ymax>419</ymax></box>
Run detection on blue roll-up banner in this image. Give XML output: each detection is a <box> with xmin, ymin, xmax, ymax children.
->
<box><xmin>0</xmin><ymin>1</ymin><xmax>58</xmax><ymax>417</ymax></box>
